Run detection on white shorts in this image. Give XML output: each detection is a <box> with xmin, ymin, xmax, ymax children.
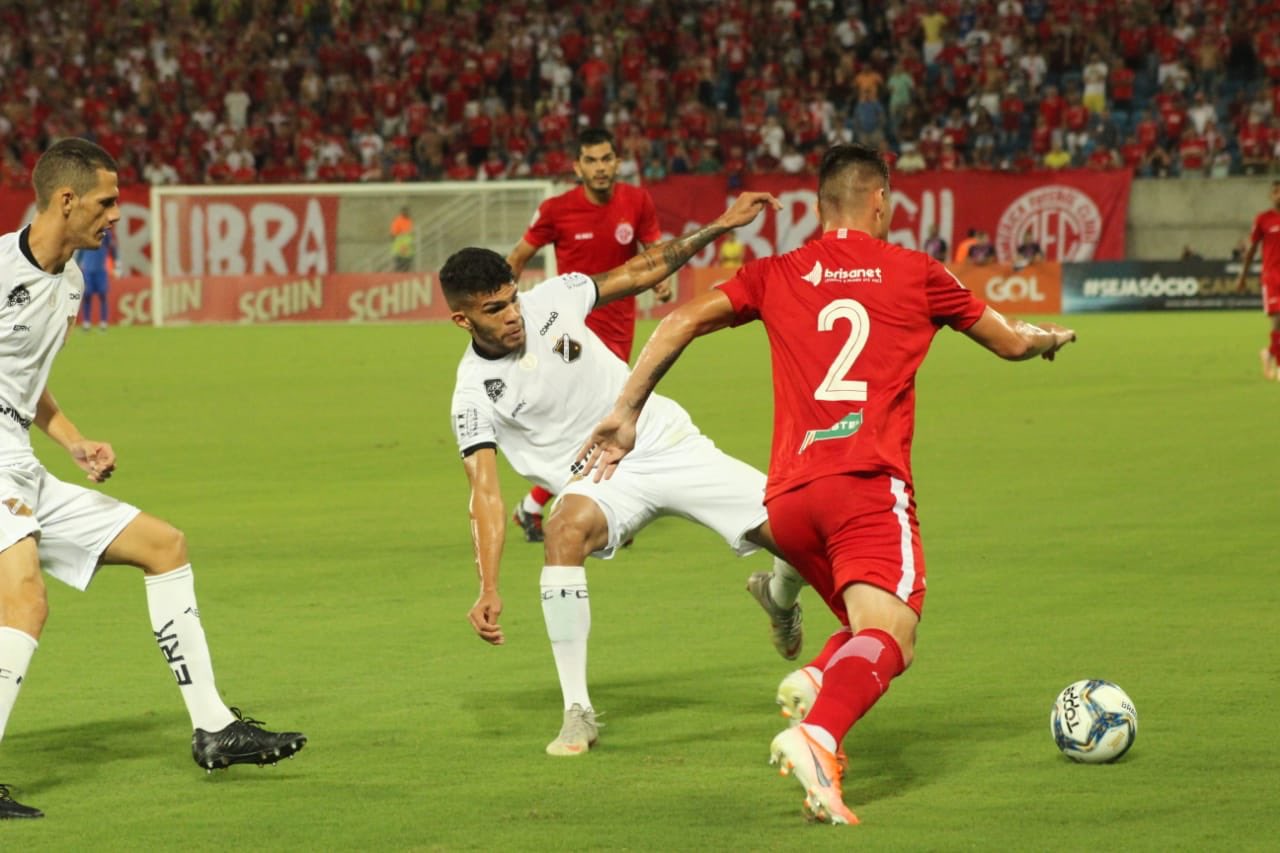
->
<box><xmin>559</xmin><ymin>430</ymin><xmax>769</xmax><ymax>559</ymax></box>
<box><xmin>0</xmin><ymin>461</ymin><xmax>140</xmax><ymax>591</ymax></box>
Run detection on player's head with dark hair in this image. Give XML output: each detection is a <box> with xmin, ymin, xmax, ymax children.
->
<box><xmin>574</xmin><ymin>128</ymin><xmax>619</xmax><ymax>199</ymax></box>
<box><xmin>33</xmin><ymin>137</ymin><xmax>119</xmax><ymax>211</ymax></box>
<box><xmin>817</xmin><ymin>144</ymin><xmax>891</xmax><ymax>238</ymax></box>
<box><xmin>439</xmin><ymin>247</ymin><xmax>515</xmax><ymax>308</ymax></box>
<box><xmin>439</xmin><ymin>247</ymin><xmax>526</xmax><ymax>355</ymax></box>
<box><xmin>574</xmin><ymin>128</ymin><xmax>615</xmax><ymax>158</ymax></box>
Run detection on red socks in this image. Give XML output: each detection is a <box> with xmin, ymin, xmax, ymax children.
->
<box><xmin>802</xmin><ymin>628</ymin><xmax>905</xmax><ymax>743</ymax></box>
<box><xmin>806</xmin><ymin>626</ymin><xmax>854</xmax><ymax>671</ymax></box>
<box><xmin>529</xmin><ymin>486</ymin><xmax>554</xmax><ymax>509</ymax></box>
<box><xmin>1270</xmin><ymin>331</ymin><xmax>1280</xmax><ymax>363</ymax></box>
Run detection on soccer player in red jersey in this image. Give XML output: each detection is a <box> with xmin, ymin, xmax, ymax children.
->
<box><xmin>504</xmin><ymin>129</ymin><xmax>667</xmax><ymax>542</ymax></box>
<box><xmin>1235</xmin><ymin>181</ymin><xmax>1280</xmax><ymax>380</ymax></box>
<box><xmin>579</xmin><ymin>145</ymin><xmax>1076</xmax><ymax>824</ymax></box>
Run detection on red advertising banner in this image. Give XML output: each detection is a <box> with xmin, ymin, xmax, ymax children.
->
<box><xmin>109</xmin><ymin>273</ymin><xmax>445</xmax><ymax>325</ymax></box>
<box><xmin>646</xmin><ymin>170</ymin><xmax>1131</xmax><ymax>266</ymax></box>
<box><xmin>154</xmin><ymin>193</ymin><xmax>340</xmax><ymax>277</ymax></box>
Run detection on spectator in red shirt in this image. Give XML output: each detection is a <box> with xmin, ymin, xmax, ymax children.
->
<box><xmin>445</xmin><ymin>151</ymin><xmax>477</xmax><ymax>181</ymax></box>
<box><xmin>1176</xmin><ymin>127</ymin><xmax>1208</xmax><ymax>176</ymax></box>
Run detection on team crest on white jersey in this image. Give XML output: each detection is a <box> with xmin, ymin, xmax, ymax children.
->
<box><xmin>484</xmin><ymin>379</ymin><xmax>506</xmax><ymax>402</ymax></box>
<box><xmin>5</xmin><ymin>285</ymin><xmax>31</xmax><ymax>307</ymax></box>
<box><xmin>553</xmin><ymin>334</ymin><xmax>582</xmax><ymax>363</ymax></box>
<box><xmin>614</xmin><ymin>222</ymin><xmax>634</xmax><ymax>244</ymax></box>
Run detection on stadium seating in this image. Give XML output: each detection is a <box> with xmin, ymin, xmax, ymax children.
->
<box><xmin>0</xmin><ymin>0</ymin><xmax>1270</xmax><ymax>185</ymax></box>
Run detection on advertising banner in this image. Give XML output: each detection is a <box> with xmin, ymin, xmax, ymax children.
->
<box><xmin>1061</xmin><ymin>261</ymin><xmax>1263</xmax><ymax>312</ymax></box>
<box><xmin>110</xmin><ymin>273</ymin><xmax>446</xmax><ymax>325</ymax></box>
<box><xmin>950</xmin><ymin>262</ymin><xmax>1063</xmax><ymax>315</ymax></box>
<box><xmin>647</xmin><ymin>170</ymin><xmax>1132</xmax><ymax>267</ymax></box>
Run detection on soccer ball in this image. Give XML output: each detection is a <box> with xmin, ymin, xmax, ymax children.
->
<box><xmin>1050</xmin><ymin>679</ymin><xmax>1138</xmax><ymax>764</ymax></box>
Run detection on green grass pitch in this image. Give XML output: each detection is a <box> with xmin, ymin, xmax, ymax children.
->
<box><xmin>3</xmin><ymin>311</ymin><xmax>1276</xmax><ymax>850</ymax></box>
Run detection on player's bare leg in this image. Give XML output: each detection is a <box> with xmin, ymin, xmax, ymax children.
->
<box><xmin>0</xmin><ymin>537</ymin><xmax>47</xmax><ymax>819</ymax></box>
<box><xmin>102</xmin><ymin>513</ymin><xmax>305</xmax><ymax>770</ymax></box>
<box><xmin>539</xmin><ymin>495</ymin><xmax>611</xmax><ymax>756</ymax></box>
<box><xmin>771</xmin><ymin>584</ymin><xmax>916</xmax><ymax>825</ymax></box>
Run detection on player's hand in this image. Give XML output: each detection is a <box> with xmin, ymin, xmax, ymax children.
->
<box><xmin>1039</xmin><ymin>323</ymin><xmax>1077</xmax><ymax>361</ymax></box>
<box><xmin>1235</xmin><ymin>275</ymin><xmax>1248</xmax><ymax>294</ymax></box>
<box><xmin>469</xmin><ymin>590</ymin><xmax>505</xmax><ymax>645</ymax></box>
<box><xmin>70</xmin><ymin>440</ymin><xmax>116</xmax><ymax>482</ymax></box>
<box><xmin>576</xmin><ymin>411</ymin><xmax>639</xmax><ymax>482</ymax></box>
<box><xmin>654</xmin><ymin>279</ymin><xmax>674</xmax><ymax>303</ymax></box>
<box><xmin>715</xmin><ymin>191</ymin><xmax>783</xmax><ymax>229</ymax></box>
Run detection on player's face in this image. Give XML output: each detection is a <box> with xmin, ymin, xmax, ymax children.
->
<box><xmin>574</xmin><ymin>142</ymin><xmax>619</xmax><ymax>197</ymax></box>
<box><xmin>453</xmin><ymin>283</ymin><xmax>526</xmax><ymax>356</ymax></box>
<box><xmin>66</xmin><ymin>168</ymin><xmax>121</xmax><ymax>250</ymax></box>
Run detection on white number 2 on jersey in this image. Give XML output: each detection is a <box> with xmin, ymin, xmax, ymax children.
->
<box><xmin>814</xmin><ymin>298</ymin><xmax>869</xmax><ymax>402</ymax></box>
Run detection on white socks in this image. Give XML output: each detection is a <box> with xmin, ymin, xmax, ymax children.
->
<box><xmin>145</xmin><ymin>565</ymin><xmax>235</xmax><ymax>732</ymax></box>
<box><xmin>540</xmin><ymin>565</ymin><xmax>592</xmax><ymax>711</ymax></box>
<box><xmin>769</xmin><ymin>558</ymin><xmax>805</xmax><ymax>610</ymax></box>
<box><xmin>521</xmin><ymin>493</ymin><xmax>545</xmax><ymax>516</ymax></box>
<box><xmin>0</xmin><ymin>627</ymin><xmax>37</xmax><ymax>743</ymax></box>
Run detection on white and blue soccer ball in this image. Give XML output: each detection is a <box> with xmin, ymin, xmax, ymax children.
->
<box><xmin>1050</xmin><ymin>679</ymin><xmax>1138</xmax><ymax>764</ymax></box>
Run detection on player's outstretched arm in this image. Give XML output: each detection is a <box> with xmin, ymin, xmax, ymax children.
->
<box><xmin>505</xmin><ymin>239</ymin><xmax>539</xmax><ymax>280</ymax></box>
<box><xmin>34</xmin><ymin>387</ymin><xmax>116</xmax><ymax>483</ymax></box>
<box><xmin>461</xmin><ymin>447</ymin><xmax>508</xmax><ymax>645</ymax></box>
<box><xmin>578</xmin><ymin>289</ymin><xmax>739</xmax><ymax>481</ymax></box>
<box><xmin>964</xmin><ymin>306</ymin><xmax>1077</xmax><ymax>362</ymax></box>
<box><xmin>591</xmin><ymin>192</ymin><xmax>780</xmax><ymax>307</ymax></box>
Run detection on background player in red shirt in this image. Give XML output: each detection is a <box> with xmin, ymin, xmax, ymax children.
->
<box><xmin>579</xmin><ymin>145</ymin><xmax>1076</xmax><ymax>825</ymax></box>
<box><xmin>1234</xmin><ymin>181</ymin><xmax>1280</xmax><ymax>380</ymax></box>
<box><xmin>505</xmin><ymin>128</ymin><xmax>668</xmax><ymax>541</ymax></box>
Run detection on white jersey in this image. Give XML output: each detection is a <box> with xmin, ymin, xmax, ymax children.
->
<box><xmin>450</xmin><ymin>272</ymin><xmax>696</xmax><ymax>493</ymax></box>
<box><xmin>0</xmin><ymin>228</ymin><xmax>83</xmax><ymax>465</ymax></box>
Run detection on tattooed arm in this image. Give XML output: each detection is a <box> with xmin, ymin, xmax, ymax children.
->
<box><xmin>590</xmin><ymin>192</ymin><xmax>780</xmax><ymax>307</ymax></box>
<box><xmin>576</xmin><ymin>288</ymin><xmax>740</xmax><ymax>481</ymax></box>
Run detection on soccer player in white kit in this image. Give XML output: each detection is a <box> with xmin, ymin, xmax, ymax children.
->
<box><xmin>0</xmin><ymin>139</ymin><xmax>305</xmax><ymax>820</ymax></box>
<box><xmin>443</xmin><ymin>191</ymin><xmax>808</xmax><ymax>756</ymax></box>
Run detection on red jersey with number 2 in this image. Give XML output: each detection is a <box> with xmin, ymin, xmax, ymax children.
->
<box><xmin>718</xmin><ymin>228</ymin><xmax>987</xmax><ymax>503</ymax></box>
<box><xmin>523</xmin><ymin>183</ymin><xmax>662</xmax><ymax>360</ymax></box>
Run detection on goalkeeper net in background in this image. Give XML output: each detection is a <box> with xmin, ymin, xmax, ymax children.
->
<box><xmin>147</xmin><ymin>181</ymin><xmax>555</xmax><ymax>325</ymax></box>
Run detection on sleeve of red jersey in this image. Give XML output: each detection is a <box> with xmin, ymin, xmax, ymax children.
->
<box><xmin>522</xmin><ymin>197</ymin><xmax>556</xmax><ymax>249</ymax></box>
<box><xmin>715</xmin><ymin>259</ymin><xmax>765</xmax><ymax>326</ymax></box>
<box><xmin>636</xmin><ymin>188</ymin><xmax>663</xmax><ymax>245</ymax></box>
<box><xmin>1250</xmin><ymin>213</ymin><xmax>1263</xmax><ymax>246</ymax></box>
<box><xmin>925</xmin><ymin>257</ymin><xmax>987</xmax><ymax>331</ymax></box>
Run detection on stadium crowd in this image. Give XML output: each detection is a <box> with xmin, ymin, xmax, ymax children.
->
<box><xmin>0</xmin><ymin>0</ymin><xmax>1276</xmax><ymax>187</ymax></box>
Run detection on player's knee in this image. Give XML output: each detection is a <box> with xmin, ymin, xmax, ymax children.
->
<box><xmin>0</xmin><ymin>566</ymin><xmax>49</xmax><ymax>632</ymax></box>
<box><xmin>147</xmin><ymin>523</ymin><xmax>188</xmax><ymax>573</ymax></box>
<box><xmin>542</xmin><ymin>510</ymin><xmax>600</xmax><ymax>563</ymax></box>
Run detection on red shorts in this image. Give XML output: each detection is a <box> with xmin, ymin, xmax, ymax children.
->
<box><xmin>767</xmin><ymin>472</ymin><xmax>927</xmax><ymax>621</ymax></box>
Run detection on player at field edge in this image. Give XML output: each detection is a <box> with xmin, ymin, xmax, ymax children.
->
<box><xmin>1233</xmin><ymin>180</ymin><xmax>1280</xmax><ymax>380</ymax></box>
<box><xmin>75</xmin><ymin>223</ymin><xmax>115</xmax><ymax>331</ymax></box>
<box><xmin>504</xmin><ymin>128</ymin><xmax>672</xmax><ymax>544</ymax></box>
<box><xmin>0</xmin><ymin>138</ymin><xmax>305</xmax><ymax>820</ymax></box>
<box><xmin>443</xmin><ymin>190</ymin><xmax>809</xmax><ymax>756</ymax></box>
<box><xmin>578</xmin><ymin>144</ymin><xmax>1076</xmax><ymax>824</ymax></box>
